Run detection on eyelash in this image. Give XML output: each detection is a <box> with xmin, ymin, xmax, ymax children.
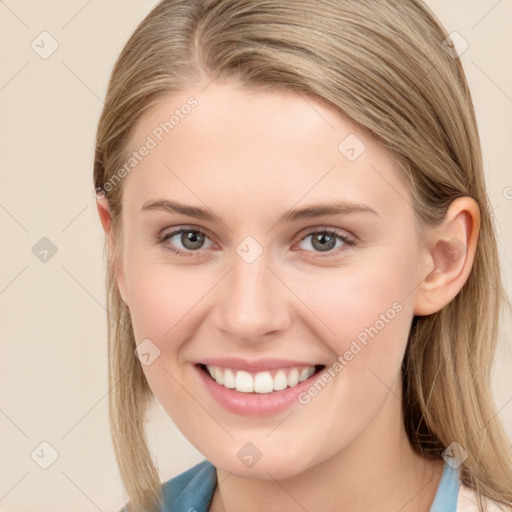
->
<box><xmin>154</xmin><ymin>226</ymin><xmax>355</xmax><ymax>259</ymax></box>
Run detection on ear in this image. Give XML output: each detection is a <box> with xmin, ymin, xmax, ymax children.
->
<box><xmin>96</xmin><ymin>196</ymin><xmax>129</xmax><ymax>306</ymax></box>
<box><xmin>413</xmin><ymin>197</ymin><xmax>480</xmax><ymax>316</ymax></box>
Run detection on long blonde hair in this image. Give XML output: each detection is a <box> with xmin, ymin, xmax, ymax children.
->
<box><xmin>93</xmin><ymin>1</ymin><xmax>512</xmax><ymax>510</ymax></box>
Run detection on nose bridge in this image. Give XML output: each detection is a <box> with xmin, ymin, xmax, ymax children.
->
<box><xmin>215</xmin><ymin>243</ymin><xmax>290</xmax><ymax>342</ymax></box>
<box><xmin>232</xmin><ymin>249</ymin><xmax>269</xmax><ymax>302</ymax></box>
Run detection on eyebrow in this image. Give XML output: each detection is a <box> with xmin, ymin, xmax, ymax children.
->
<box><xmin>140</xmin><ymin>198</ymin><xmax>380</xmax><ymax>223</ymax></box>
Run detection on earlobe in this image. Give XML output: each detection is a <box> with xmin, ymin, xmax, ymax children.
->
<box><xmin>95</xmin><ymin>196</ymin><xmax>129</xmax><ymax>307</ymax></box>
<box><xmin>413</xmin><ymin>197</ymin><xmax>480</xmax><ymax>316</ymax></box>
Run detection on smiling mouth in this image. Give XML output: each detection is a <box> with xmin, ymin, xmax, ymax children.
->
<box><xmin>197</xmin><ymin>363</ymin><xmax>325</xmax><ymax>394</ymax></box>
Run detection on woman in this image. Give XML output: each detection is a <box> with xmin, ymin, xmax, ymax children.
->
<box><xmin>93</xmin><ymin>1</ymin><xmax>512</xmax><ymax>510</ymax></box>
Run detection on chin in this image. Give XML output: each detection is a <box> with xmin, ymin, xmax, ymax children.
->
<box><xmin>206</xmin><ymin>444</ymin><xmax>317</xmax><ymax>481</ymax></box>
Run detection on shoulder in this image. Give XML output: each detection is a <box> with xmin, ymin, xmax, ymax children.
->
<box><xmin>116</xmin><ymin>460</ymin><xmax>217</xmax><ymax>512</ymax></box>
<box><xmin>457</xmin><ymin>482</ymin><xmax>510</xmax><ymax>512</ymax></box>
<box><xmin>160</xmin><ymin>459</ymin><xmax>217</xmax><ymax>512</ymax></box>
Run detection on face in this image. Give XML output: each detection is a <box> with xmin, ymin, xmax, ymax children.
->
<box><xmin>112</xmin><ymin>82</ymin><xmax>429</xmax><ymax>479</ymax></box>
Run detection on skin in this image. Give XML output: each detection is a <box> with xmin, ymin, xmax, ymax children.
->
<box><xmin>97</xmin><ymin>81</ymin><xmax>480</xmax><ymax>512</ymax></box>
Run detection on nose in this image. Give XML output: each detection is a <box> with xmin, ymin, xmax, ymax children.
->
<box><xmin>212</xmin><ymin>248</ymin><xmax>292</xmax><ymax>345</ymax></box>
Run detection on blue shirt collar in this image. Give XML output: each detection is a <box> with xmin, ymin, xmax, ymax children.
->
<box><xmin>160</xmin><ymin>459</ymin><xmax>460</xmax><ymax>512</ymax></box>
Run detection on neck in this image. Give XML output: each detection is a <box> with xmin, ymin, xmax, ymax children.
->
<box><xmin>209</xmin><ymin>380</ymin><xmax>444</xmax><ymax>512</ymax></box>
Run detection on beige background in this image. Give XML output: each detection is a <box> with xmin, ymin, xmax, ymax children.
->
<box><xmin>0</xmin><ymin>1</ymin><xmax>511</xmax><ymax>511</ymax></box>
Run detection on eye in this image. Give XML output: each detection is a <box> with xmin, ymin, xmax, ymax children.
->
<box><xmin>155</xmin><ymin>226</ymin><xmax>355</xmax><ymax>259</ymax></box>
<box><xmin>294</xmin><ymin>228</ymin><xmax>355</xmax><ymax>257</ymax></box>
<box><xmin>155</xmin><ymin>227</ymin><xmax>214</xmax><ymax>257</ymax></box>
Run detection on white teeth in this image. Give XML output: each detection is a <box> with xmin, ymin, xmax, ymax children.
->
<box><xmin>299</xmin><ymin>366</ymin><xmax>315</xmax><ymax>382</ymax></box>
<box><xmin>223</xmin><ymin>368</ymin><xmax>236</xmax><ymax>388</ymax></box>
<box><xmin>204</xmin><ymin>364</ymin><xmax>318</xmax><ymax>393</ymax></box>
<box><xmin>235</xmin><ymin>371</ymin><xmax>254</xmax><ymax>392</ymax></box>
<box><xmin>273</xmin><ymin>370</ymin><xmax>288</xmax><ymax>391</ymax></box>
<box><xmin>254</xmin><ymin>372</ymin><xmax>274</xmax><ymax>393</ymax></box>
<box><xmin>287</xmin><ymin>368</ymin><xmax>300</xmax><ymax>387</ymax></box>
<box><xmin>214</xmin><ymin>366</ymin><xmax>224</xmax><ymax>385</ymax></box>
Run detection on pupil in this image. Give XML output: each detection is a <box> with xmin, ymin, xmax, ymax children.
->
<box><xmin>313</xmin><ymin>233</ymin><xmax>335</xmax><ymax>252</ymax></box>
<box><xmin>183</xmin><ymin>230</ymin><xmax>204</xmax><ymax>249</ymax></box>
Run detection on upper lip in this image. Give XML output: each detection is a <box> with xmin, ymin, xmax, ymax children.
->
<box><xmin>198</xmin><ymin>357</ymin><xmax>324</xmax><ymax>372</ymax></box>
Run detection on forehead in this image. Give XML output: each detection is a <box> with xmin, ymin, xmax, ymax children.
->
<box><xmin>121</xmin><ymin>82</ymin><xmax>411</xmax><ymax>220</ymax></box>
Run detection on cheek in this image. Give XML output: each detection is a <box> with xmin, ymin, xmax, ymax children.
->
<box><xmin>123</xmin><ymin>257</ymin><xmax>211</xmax><ymax>410</ymax></box>
<box><xmin>303</xmin><ymin>256</ymin><xmax>415</xmax><ymax>345</ymax></box>
<box><xmin>292</xmin><ymin>258</ymin><xmax>416</xmax><ymax>449</ymax></box>
<box><xmin>296</xmin><ymin>244</ymin><xmax>419</xmax><ymax>399</ymax></box>
<box><xmin>122</xmin><ymin>242</ymin><xmax>213</xmax><ymax>344</ymax></box>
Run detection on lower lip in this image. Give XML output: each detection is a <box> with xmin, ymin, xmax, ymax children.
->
<box><xmin>195</xmin><ymin>364</ymin><xmax>323</xmax><ymax>416</ymax></box>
